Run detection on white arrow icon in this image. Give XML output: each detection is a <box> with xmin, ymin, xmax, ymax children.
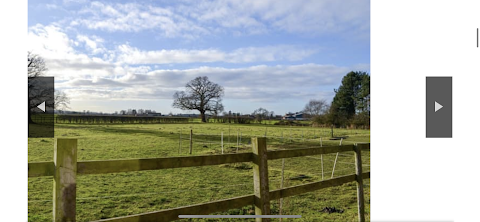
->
<box><xmin>37</xmin><ymin>101</ymin><xmax>46</xmax><ymax>112</ymax></box>
<box><xmin>434</xmin><ymin>101</ymin><xmax>443</xmax><ymax>112</ymax></box>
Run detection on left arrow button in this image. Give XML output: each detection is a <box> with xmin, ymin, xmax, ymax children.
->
<box><xmin>37</xmin><ymin>101</ymin><xmax>46</xmax><ymax>112</ymax></box>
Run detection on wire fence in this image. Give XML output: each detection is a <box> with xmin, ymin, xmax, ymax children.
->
<box><xmin>176</xmin><ymin>129</ymin><xmax>369</xmax><ymax>155</ymax></box>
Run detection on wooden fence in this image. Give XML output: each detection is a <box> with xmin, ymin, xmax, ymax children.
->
<box><xmin>28</xmin><ymin>138</ymin><xmax>370</xmax><ymax>222</ymax></box>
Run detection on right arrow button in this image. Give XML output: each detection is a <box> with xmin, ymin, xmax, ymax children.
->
<box><xmin>434</xmin><ymin>101</ymin><xmax>443</xmax><ymax>112</ymax></box>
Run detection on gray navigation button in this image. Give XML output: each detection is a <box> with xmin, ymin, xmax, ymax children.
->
<box><xmin>426</xmin><ymin>77</ymin><xmax>452</xmax><ymax>138</ymax></box>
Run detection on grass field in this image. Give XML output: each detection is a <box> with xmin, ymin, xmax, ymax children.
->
<box><xmin>28</xmin><ymin>122</ymin><xmax>370</xmax><ymax>222</ymax></box>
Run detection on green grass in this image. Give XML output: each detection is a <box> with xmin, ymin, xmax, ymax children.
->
<box><xmin>28</xmin><ymin>122</ymin><xmax>370</xmax><ymax>221</ymax></box>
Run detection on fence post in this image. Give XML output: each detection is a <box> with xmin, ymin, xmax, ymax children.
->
<box><xmin>189</xmin><ymin>129</ymin><xmax>193</xmax><ymax>154</ymax></box>
<box><xmin>53</xmin><ymin>138</ymin><xmax>77</xmax><ymax>222</ymax></box>
<box><xmin>178</xmin><ymin>130</ymin><xmax>182</xmax><ymax>154</ymax></box>
<box><xmin>354</xmin><ymin>144</ymin><xmax>366</xmax><ymax>222</ymax></box>
<box><xmin>251</xmin><ymin>137</ymin><xmax>271</xmax><ymax>222</ymax></box>
<box><xmin>221</xmin><ymin>132</ymin><xmax>224</xmax><ymax>154</ymax></box>
<box><xmin>236</xmin><ymin>131</ymin><xmax>239</xmax><ymax>152</ymax></box>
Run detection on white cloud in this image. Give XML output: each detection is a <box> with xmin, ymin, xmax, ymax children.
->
<box><xmin>62</xmin><ymin>0</ymin><xmax>88</xmax><ymax>5</ymax></box>
<box><xmin>180</xmin><ymin>0</ymin><xmax>370</xmax><ymax>37</ymax></box>
<box><xmin>76</xmin><ymin>35</ymin><xmax>105</xmax><ymax>55</ymax></box>
<box><xmin>227</xmin><ymin>45</ymin><xmax>319</xmax><ymax>63</ymax></box>
<box><xmin>71</xmin><ymin>1</ymin><xmax>208</xmax><ymax>38</ymax></box>
<box><xmin>45</xmin><ymin>4</ymin><xmax>59</xmax><ymax>10</ymax></box>
<box><xmin>68</xmin><ymin>0</ymin><xmax>369</xmax><ymax>39</ymax></box>
<box><xmin>116</xmin><ymin>44</ymin><xmax>224</xmax><ymax>64</ymax></box>
<box><xmin>116</xmin><ymin>44</ymin><xmax>318</xmax><ymax>64</ymax></box>
<box><xmin>28</xmin><ymin>24</ymin><xmax>75</xmax><ymax>56</ymax></box>
<box><xmin>28</xmin><ymin>24</ymin><xmax>116</xmax><ymax>80</ymax></box>
<box><xmin>57</xmin><ymin>63</ymin><xmax>367</xmax><ymax>102</ymax></box>
<box><xmin>27</xmin><ymin>23</ymin><xmax>322</xmax><ymax>85</ymax></box>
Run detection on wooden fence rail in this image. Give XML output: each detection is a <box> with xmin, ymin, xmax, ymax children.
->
<box><xmin>28</xmin><ymin>138</ymin><xmax>370</xmax><ymax>222</ymax></box>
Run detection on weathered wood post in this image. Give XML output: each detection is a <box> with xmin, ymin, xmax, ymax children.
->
<box><xmin>189</xmin><ymin>129</ymin><xmax>193</xmax><ymax>154</ymax></box>
<box><xmin>236</xmin><ymin>131</ymin><xmax>239</xmax><ymax>152</ymax></box>
<box><xmin>221</xmin><ymin>132</ymin><xmax>224</xmax><ymax>154</ymax></box>
<box><xmin>354</xmin><ymin>144</ymin><xmax>366</xmax><ymax>222</ymax></box>
<box><xmin>178</xmin><ymin>129</ymin><xmax>182</xmax><ymax>154</ymax></box>
<box><xmin>251</xmin><ymin>137</ymin><xmax>271</xmax><ymax>222</ymax></box>
<box><xmin>53</xmin><ymin>138</ymin><xmax>77</xmax><ymax>222</ymax></box>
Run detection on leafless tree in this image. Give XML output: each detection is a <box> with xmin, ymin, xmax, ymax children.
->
<box><xmin>54</xmin><ymin>90</ymin><xmax>70</xmax><ymax>111</ymax></box>
<box><xmin>303</xmin><ymin>99</ymin><xmax>328</xmax><ymax>118</ymax></box>
<box><xmin>172</xmin><ymin>76</ymin><xmax>224</xmax><ymax>122</ymax></box>
<box><xmin>252</xmin><ymin>107</ymin><xmax>269</xmax><ymax>124</ymax></box>
<box><xmin>28</xmin><ymin>51</ymin><xmax>48</xmax><ymax>78</ymax></box>
<box><xmin>28</xmin><ymin>52</ymin><xmax>70</xmax><ymax>122</ymax></box>
<box><xmin>28</xmin><ymin>52</ymin><xmax>49</xmax><ymax>123</ymax></box>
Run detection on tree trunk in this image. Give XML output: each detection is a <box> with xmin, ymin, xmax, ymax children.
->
<box><xmin>200</xmin><ymin>111</ymin><xmax>206</xmax><ymax>123</ymax></box>
<box><xmin>331</xmin><ymin>124</ymin><xmax>334</xmax><ymax>138</ymax></box>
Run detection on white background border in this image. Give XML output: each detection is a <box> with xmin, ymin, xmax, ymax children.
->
<box><xmin>372</xmin><ymin>0</ymin><xmax>480</xmax><ymax>221</ymax></box>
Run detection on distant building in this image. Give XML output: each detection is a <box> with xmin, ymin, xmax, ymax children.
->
<box><xmin>282</xmin><ymin>112</ymin><xmax>306</xmax><ymax>121</ymax></box>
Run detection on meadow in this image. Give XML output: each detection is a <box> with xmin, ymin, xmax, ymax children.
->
<box><xmin>28</xmin><ymin>121</ymin><xmax>370</xmax><ymax>222</ymax></box>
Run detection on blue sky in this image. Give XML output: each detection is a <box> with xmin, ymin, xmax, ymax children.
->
<box><xmin>28</xmin><ymin>0</ymin><xmax>370</xmax><ymax>115</ymax></box>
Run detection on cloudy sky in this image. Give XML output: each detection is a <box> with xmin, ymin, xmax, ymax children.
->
<box><xmin>28</xmin><ymin>0</ymin><xmax>370</xmax><ymax>115</ymax></box>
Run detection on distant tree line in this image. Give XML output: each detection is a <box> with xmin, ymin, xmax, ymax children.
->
<box><xmin>55</xmin><ymin>115</ymin><xmax>189</xmax><ymax>124</ymax></box>
<box><xmin>306</xmin><ymin>71</ymin><xmax>370</xmax><ymax>129</ymax></box>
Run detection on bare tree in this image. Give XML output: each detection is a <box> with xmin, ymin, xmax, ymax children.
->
<box><xmin>303</xmin><ymin>99</ymin><xmax>328</xmax><ymax>118</ymax></box>
<box><xmin>172</xmin><ymin>76</ymin><xmax>224</xmax><ymax>123</ymax></box>
<box><xmin>28</xmin><ymin>51</ymin><xmax>48</xmax><ymax>78</ymax></box>
<box><xmin>252</xmin><ymin>107</ymin><xmax>269</xmax><ymax>124</ymax></box>
<box><xmin>28</xmin><ymin>52</ymin><xmax>49</xmax><ymax>123</ymax></box>
<box><xmin>29</xmin><ymin>52</ymin><xmax>71</xmax><ymax>121</ymax></box>
<box><xmin>54</xmin><ymin>90</ymin><xmax>70</xmax><ymax>111</ymax></box>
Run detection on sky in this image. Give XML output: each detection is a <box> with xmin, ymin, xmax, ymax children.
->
<box><xmin>28</xmin><ymin>0</ymin><xmax>370</xmax><ymax>115</ymax></box>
